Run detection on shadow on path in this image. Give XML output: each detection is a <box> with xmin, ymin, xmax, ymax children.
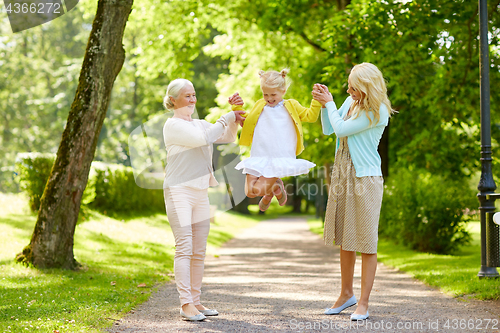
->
<box><xmin>108</xmin><ymin>217</ymin><xmax>500</xmax><ymax>332</ymax></box>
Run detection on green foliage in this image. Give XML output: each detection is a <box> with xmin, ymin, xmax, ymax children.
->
<box><xmin>319</xmin><ymin>0</ymin><xmax>499</xmax><ymax>178</ymax></box>
<box><xmin>15</xmin><ymin>155</ymin><xmax>164</xmax><ymax>214</ymax></box>
<box><xmin>91</xmin><ymin>164</ymin><xmax>165</xmax><ymax>214</ymax></box>
<box><xmin>95</xmin><ymin>3</ymin><xmax>231</xmax><ymax>164</ymax></box>
<box><xmin>0</xmin><ymin>5</ymin><xmax>91</xmax><ymax>184</ymax></box>
<box><xmin>0</xmin><ymin>166</ymin><xmax>20</xmax><ymax>193</ymax></box>
<box><xmin>15</xmin><ymin>154</ymin><xmax>55</xmax><ymax>212</ymax></box>
<box><xmin>380</xmin><ymin>168</ymin><xmax>476</xmax><ymax>254</ymax></box>
<box><xmin>4</xmin><ymin>0</ymin><xmax>500</xmax><ymax>222</ymax></box>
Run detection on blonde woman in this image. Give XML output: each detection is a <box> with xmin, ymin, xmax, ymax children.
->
<box><xmin>312</xmin><ymin>63</ymin><xmax>394</xmax><ymax>321</ymax></box>
<box><xmin>228</xmin><ymin>69</ymin><xmax>321</xmax><ymax>211</ymax></box>
<box><xmin>162</xmin><ymin>79</ymin><xmax>244</xmax><ymax>321</ymax></box>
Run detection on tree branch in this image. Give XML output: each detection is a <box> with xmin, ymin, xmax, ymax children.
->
<box><xmin>461</xmin><ymin>6</ymin><xmax>478</xmax><ymax>89</ymax></box>
<box><xmin>298</xmin><ymin>31</ymin><xmax>327</xmax><ymax>52</ymax></box>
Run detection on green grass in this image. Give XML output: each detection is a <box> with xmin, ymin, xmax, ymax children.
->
<box><xmin>308</xmin><ymin>217</ymin><xmax>500</xmax><ymax>300</ymax></box>
<box><xmin>0</xmin><ymin>193</ymin><xmax>261</xmax><ymax>333</ymax></box>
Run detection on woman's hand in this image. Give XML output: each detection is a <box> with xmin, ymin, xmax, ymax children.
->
<box><xmin>312</xmin><ymin>84</ymin><xmax>333</xmax><ymax>107</ymax></box>
<box><xmin>233</xmin><ymin>110</ymin><xmax>246</xmax><ymax>127</ymax></box>
<box><xmin>228</xmin><ymin>92</ymin><xmax>244</xmax><ymax>106</ymax></box>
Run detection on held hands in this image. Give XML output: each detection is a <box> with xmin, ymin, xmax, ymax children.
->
<box><xmin>233</xmin><ymin>110</ymin><xmax>245</xmax><ymax>127</ymax></box>
<box><xmin>312</xmin><ymin>84</ymin><xmax>333</xmax><ymax>107</ymax></box>
<box><xmin>228</xmin><ymin>92</ymin><xmax>245</xmax><ymax>126</ymax></box>
<box><xmin>228</xmin><ymin>92</ymin><xmax>244</xmax><ymax>106</ymax></box>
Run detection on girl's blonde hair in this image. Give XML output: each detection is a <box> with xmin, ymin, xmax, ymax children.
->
<box><xmin>163</xmin><ymin>78</ymin><xmax>194</xmax><ymax>110</ymax></box>
<box><xmin>259</xmin><ymin>68</ymin><xmax>290</xmax><ymax>91</ymax></box>
<box><xmin>348</xmin><ymin>63</ymin><xmax>394</xmax><ymax>126</ymax></box>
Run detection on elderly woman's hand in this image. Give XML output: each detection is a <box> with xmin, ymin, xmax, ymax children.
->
<box><xmin>234</xmin><ymin>110</ymin><xmax>246</xmax><ymax>127</ymax></box>
<box><xmin>312</xmin><ymin>84</ymin><xmax>333</xmax><ymax>107</ymax></box>
<box><xmin>228</xmin><ymin>92</ymin><xmax>244</xmax><ymax>106</ymax></box>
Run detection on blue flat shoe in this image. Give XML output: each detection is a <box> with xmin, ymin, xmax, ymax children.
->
<box><xmin>324</xmin><ymin>295</ymin><xmax>357</xmax><ymax>315</ymax></box>
<box><xmin>351</xmin><ymin>311</ymin><xmax>369</xmax><ymax>321</ymax></box>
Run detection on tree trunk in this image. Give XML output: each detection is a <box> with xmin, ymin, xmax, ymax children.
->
<box><xmin>16</xmin><ymin>0</ymin><xmax>133</xmax><ymax>269</ymax></box>
<box><xmin>336</xmin><ymin>0</ymin><xmax>351</xmax><ymax>11</ymax></box>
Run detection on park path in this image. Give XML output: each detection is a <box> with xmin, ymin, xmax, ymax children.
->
<box><xmin>107</xmin><ymin>217</ymin><xmax>500</xmax><ymax>333</ymax></box>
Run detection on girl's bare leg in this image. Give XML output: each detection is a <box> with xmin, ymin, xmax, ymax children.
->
<box><xmin>245</xmin><ymin>175</ymin><xmax>260</xmax><ymax>198</ymax></box>
<box><xmin>245</xmin><ymin>174</ymin><xmax>279</xmax><ymax>202</ymax></box>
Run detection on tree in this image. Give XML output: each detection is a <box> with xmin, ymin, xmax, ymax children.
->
<box><xmin>0</xmin><ymin>9</ymin><xmax>90</xmax><ymax>191</ymax></box>
<box><xmin>16</xmin><ymin>0</ymin><xmax>134</xmax><ymax>269</ymax></box>
<box><xmin>319</xmin><ymin>0</ymin><xmax>500</xmax><ymax>179</ymax></box>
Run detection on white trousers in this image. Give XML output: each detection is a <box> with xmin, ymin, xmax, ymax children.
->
<box><xmin>164</xmin><ymin>186</ymin><xmax>210</xmax><ymax>306</ymax></box>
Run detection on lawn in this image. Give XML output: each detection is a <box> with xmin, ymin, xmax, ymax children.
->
<box><xmin>308</xmin><ymin>217</ymin><xmax>500</xmax><ymax>300</ymax></box>
<box><xmin>5</xmin><ymin>189</ymin><xmax>497</xmax><ymax>332</ymax></box>
<box><xmin>0</xmin><ymin>193</ymin><xmax>262</xmax><ymax>333</ymax></box>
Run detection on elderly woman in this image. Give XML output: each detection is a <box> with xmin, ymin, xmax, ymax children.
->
<box><xmin>162</xmin><ymin>79</ymin><xmax>244</xmax><ymax>321</ymax></box>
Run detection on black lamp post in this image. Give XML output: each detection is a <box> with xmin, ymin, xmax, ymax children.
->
<box><xmin>477</xmin><ymin>0</ymin><xmax>500</xmax><ymax>278</ymax></box>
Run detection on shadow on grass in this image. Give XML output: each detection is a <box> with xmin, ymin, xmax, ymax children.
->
<box><xmin>0</xmin><ymin>224</ymin><xmax>175</xmax><ymax>331</ymax></box>
<box><xmin>207</xmin><ymin>228</ymin><xmax>233</xmax><ymax>247</ymax></box>
<box><xmin>0</xmin><ymin>214</ymin><xmax>36</xmax><ymax>230</ymax></box>
<box><xmin>74</xmin><ymin>229</ymin><xmax>174</xmax><ymax>274</ymax></box>
<box><xmin>78</xmin><ymin>207</ymin><xmax>170</xmax><ymax>226</ymax></box>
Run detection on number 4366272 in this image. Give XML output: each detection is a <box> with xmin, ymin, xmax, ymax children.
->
<box><xmin>4</xmin><ymin>2</ymin><xmax>61</xmax><ymax>14</ymax></box>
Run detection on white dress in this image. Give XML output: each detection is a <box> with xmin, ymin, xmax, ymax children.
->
<box><xmin>235</xmin><ymin>101</ymin><xmax>315</xmax><ymax>178</ymax></box>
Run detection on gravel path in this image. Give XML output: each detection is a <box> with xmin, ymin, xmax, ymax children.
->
<box><xmin>107</xmin><ymin>217</ymin><xmax>500</xmax><ymax>332</ymax></box>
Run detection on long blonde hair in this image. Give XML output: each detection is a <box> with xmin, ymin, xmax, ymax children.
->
<box><xmin>348</xmin><ymin>63</ymin><xmax>394</xmax><ymax>126</ymax></box>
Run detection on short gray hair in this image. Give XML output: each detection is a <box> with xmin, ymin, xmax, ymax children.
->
<box><xmin>163</xmin><ymin>79</ymin><xmax>194</xmax><ymax>110</ymax></box>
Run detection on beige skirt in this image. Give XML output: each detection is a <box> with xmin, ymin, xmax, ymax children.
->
<box><xmin>323</xmin><ymin>136</ymin><xmax>384</xmax><ymax>254</ymax></box>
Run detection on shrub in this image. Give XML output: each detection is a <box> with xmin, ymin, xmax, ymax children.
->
<box><xmin>15</xmin><ymin>153</ymin><xmax>55</xmax><ymax>212</ymax></box>
<box><xmin>90</xmin><ymin>163</ymin><xmax>165</xmax><ymax>214</ymax></box>
<box><xmin>16</xmin><ymin>155</ymin><xmax>165</xmax><ymax>214</ymax></box>
<box><xmin>380</xmin><ymin>168</ymin><xmax>476</xmax><ymax>254</ymax></box>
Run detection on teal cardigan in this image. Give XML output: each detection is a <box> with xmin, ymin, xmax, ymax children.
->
<box><xmin>321</xmin><ymin>96</ymin><xmax>389</xmax><ymax>177</ymax></box>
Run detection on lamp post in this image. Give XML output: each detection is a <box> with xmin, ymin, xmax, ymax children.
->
<box><xmin>477</xmin><ymin>0</ymin><xmax>500</xmax><ymax>278</ymax></box>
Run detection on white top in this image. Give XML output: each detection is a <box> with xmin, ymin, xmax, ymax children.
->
<box><xmin>235</xmin><ymin>101</ymin><xmax>315</xmax><ymax>178</ymax></box>
<box><xmin>163</xmin><ymin>112</ymin><xmax>237</xmax><ymax>189</ymax></box>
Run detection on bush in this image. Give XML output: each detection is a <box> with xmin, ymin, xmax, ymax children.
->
<box><xmin>16</xmin><ymin>153</ymin><xmax>55</xmax><ymax>212</ymax></box>
<box><xmin>380</xmin><ymin>168</ymin><xmax>476</xmax><ymax>254</ymax></box>
<box><xmin>91</xmin><ymin>163</ymin><xmax>165</xmax><ymax>213</ymax></box>
<box><xmin>16</xmin><ymin>155</ymin><xmax>165</xmax><ymax>214</ymax></box>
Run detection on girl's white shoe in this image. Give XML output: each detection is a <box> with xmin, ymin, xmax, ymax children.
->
<box><xmin>259</xmin><ymin>195</ymin><xmax>272</xmax><ymax>211</ymax></box>
<box><xmin>275</xmin><ymin>179</ymin><xmax>287</xmax><ymax>206</ymax></box>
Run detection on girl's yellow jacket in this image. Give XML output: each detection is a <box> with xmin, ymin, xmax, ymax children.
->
<box><xmin>232</xmin><ymin>98</ymin><xmax>321</xmax><ymax>155</ymax></box>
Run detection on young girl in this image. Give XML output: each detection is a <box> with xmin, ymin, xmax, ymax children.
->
<box><xmin>228</xmin><ymin>69</ymin><xmax>321</xmax><ymax>211</ymax></box>
<box><xmin>312</xmin><ymin>63</ymin><xmax>394</xmax><ymax>321</ymax></box>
